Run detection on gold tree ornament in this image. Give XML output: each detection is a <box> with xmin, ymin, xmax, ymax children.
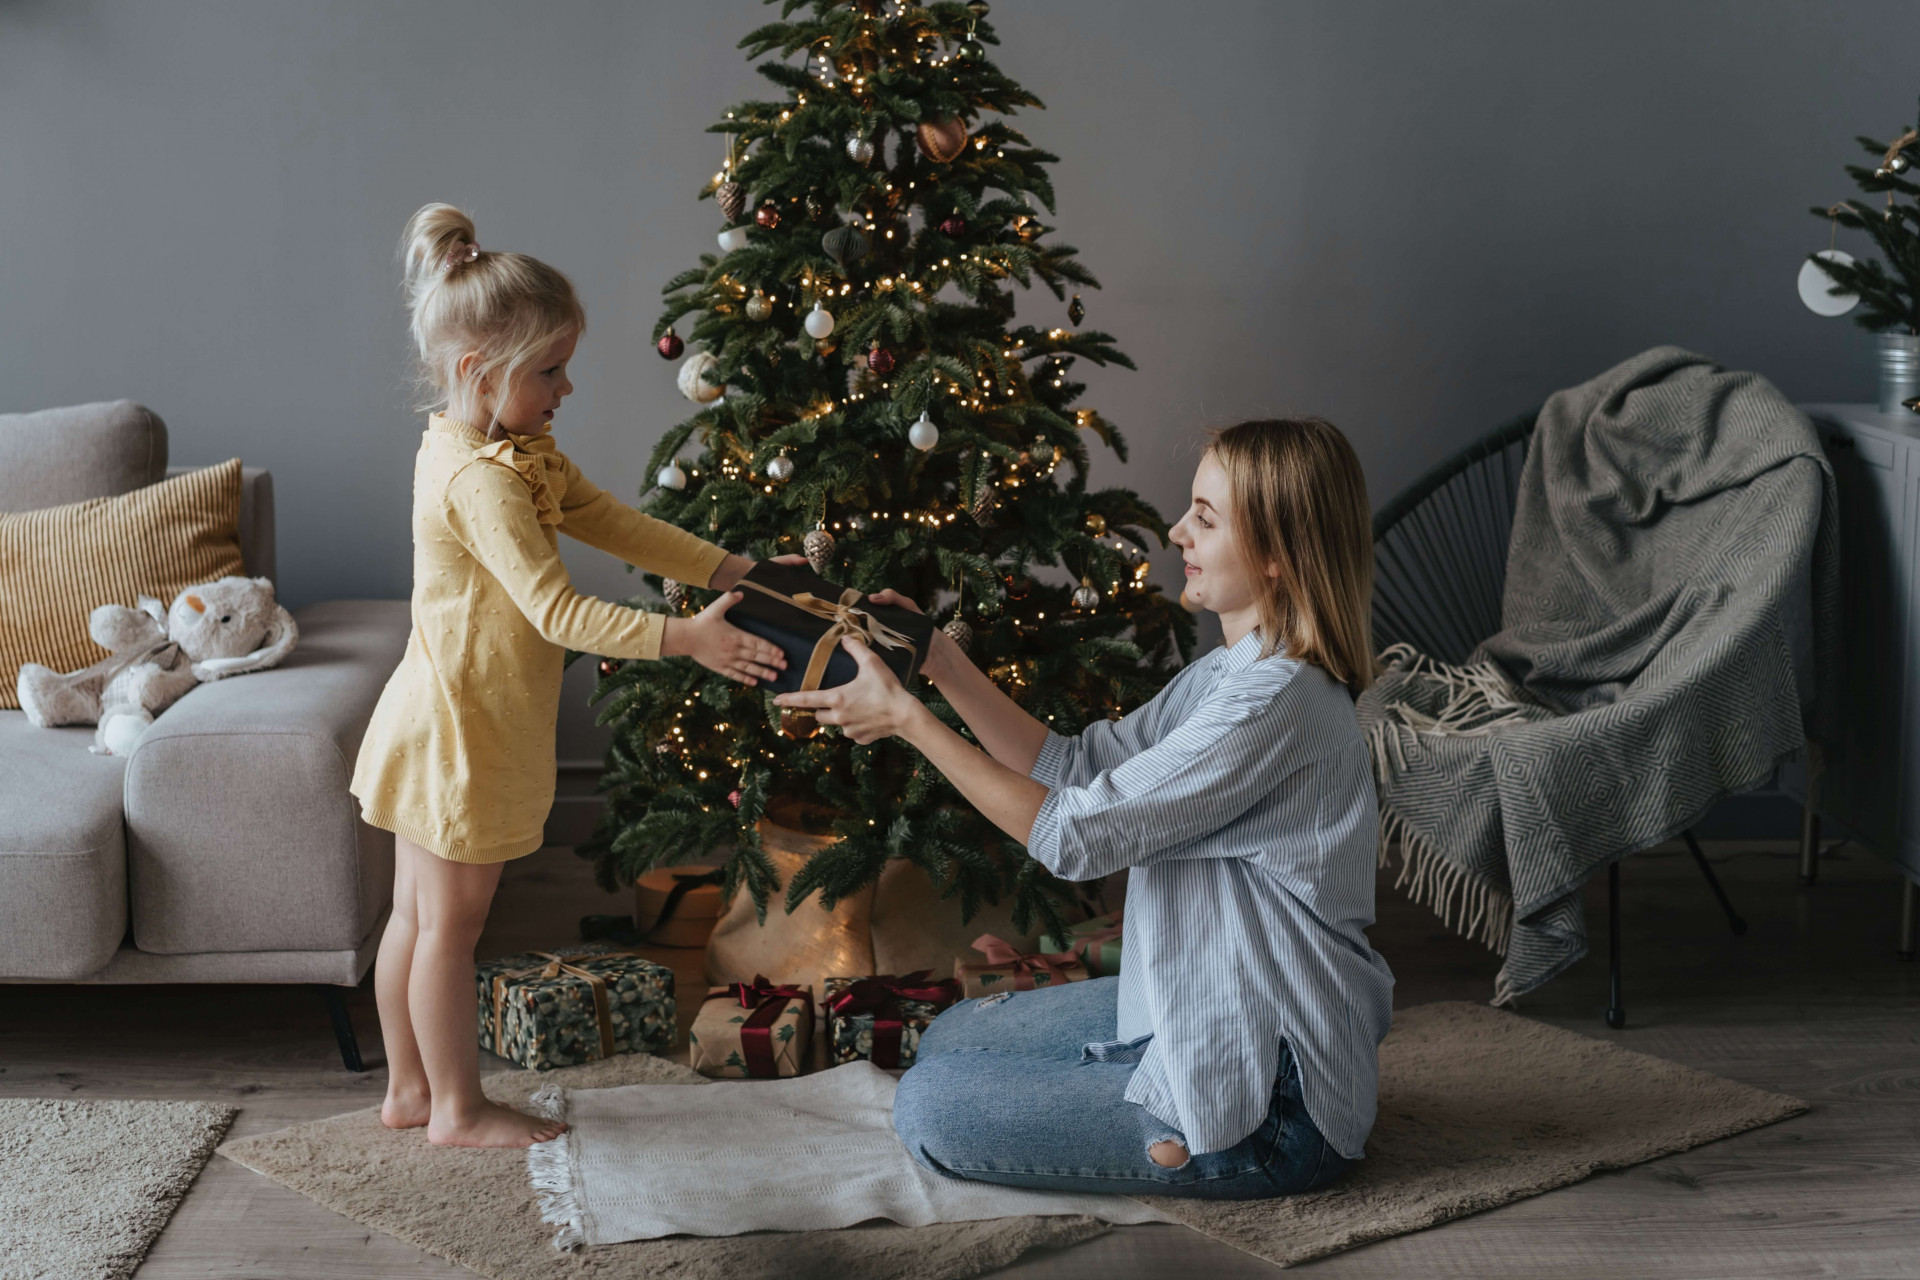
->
<box><xmin>1084</xmin><ymin>512</ymin><xmax>1106</xmax><ymax>536</ymax></box>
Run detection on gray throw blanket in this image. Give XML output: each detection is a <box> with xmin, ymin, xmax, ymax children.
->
<box><xmin>1359</xmin><ymin>347</ymin><xmax>1839</xmax><ymax>1004</ymax></box>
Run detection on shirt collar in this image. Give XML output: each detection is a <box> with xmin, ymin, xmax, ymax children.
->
<box><xmin>1213</xmin><ymin>628</ymin><xmax>1275</xmax><ymax>676</ymax></box>
<box><xmin>428</xmin><ymin>412</ymin><xmax>488</xmax><ymax>447</ymax></box>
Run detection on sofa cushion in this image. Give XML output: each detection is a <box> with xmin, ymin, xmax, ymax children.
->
<box><xmin>125</xmin><ymin>600</ymin><xmax>410</xmax><ymax>955</ymax></box>
<box><xmin>0</xmin><ymin>459</ymin><xmax>247</xmax><ymax>709</ymax></box>
<box><xmin>0</xmin><ymin>400</ymin><xmax>166</xmax><ymax>512</ymax></box>
<box><xmin>0</xmin><ymin>712</ymin><xmax>128</xmax><ymax>978</ymax></box>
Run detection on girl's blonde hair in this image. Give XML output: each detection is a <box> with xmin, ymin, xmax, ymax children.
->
<box><xmin>1204</xmin><ymin>418</ymin><xmax>1375</xmax><ymax>694</ymax></box>
<box><xmin>399</xmin><ymin>203</ymin><xmax>585</xmax><ymax>436</ymax></box>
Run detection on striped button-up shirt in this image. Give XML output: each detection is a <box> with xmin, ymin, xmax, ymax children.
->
<box><xmin>1025</xmin><ymin>630</ymin><xmax>1395</xmax><ymax>1159</ymax></box>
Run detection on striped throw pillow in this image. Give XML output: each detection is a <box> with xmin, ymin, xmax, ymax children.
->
<box><xmin>0</xmin><ymin>459</ymin><xmax>246</xmax><ymax>709</ymax></box>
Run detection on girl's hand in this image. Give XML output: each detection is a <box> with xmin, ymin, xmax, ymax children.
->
<box><xmin>773</xmin><ymin>636</ymin><xmax>920</xmax><ymax>743</ymax></box>
<box><xmin>867</xmin><ymin>587</ymin><xmax>956</xmax><ymax>686</ymax></box>
<box><xmin>660</xmin><ymin>593</ymin><xmax>787</xmax><ymax>686</ymax></box>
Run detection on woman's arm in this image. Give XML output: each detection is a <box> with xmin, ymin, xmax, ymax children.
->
<box><xmin>865</xmin><ymin>589</ymin><xmax>1050</xmax><ymax>775</ymax></box>
<box><xmin>773</xmin><ymin>637</ymin><xmax>1049</xmax><ymax>845</ymax></box>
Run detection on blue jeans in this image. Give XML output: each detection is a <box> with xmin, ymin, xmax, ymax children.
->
<box><xmin>892</xmin><ymin>977</ymin><xmax>1350</xmax><ymax>1200</ymax></box>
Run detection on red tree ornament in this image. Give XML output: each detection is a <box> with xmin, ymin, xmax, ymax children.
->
<box><xmin>656</xmin><ymin>330</ymin><xmax>684</xmax><ymax>360</ymax></box>
<box><xmin>755</xmin><ymin>202</ymin><xmax>782</xmax><ymax>230</ymax></box>
<box><xmin>939</xmin><ymin>214</ymin><xmax>967</xmax><ymax>237</ymax></box>
<box><xmin>867</xmin><ymin>344</ymin><xmax>896</xmax><ymax>374</ymax></box>
<box><xmin>728</xmin><ymin>789</ymin><xmax>743</xmax><ymax>809</ymax></box>
<box><xmin>598</xmin><ymin>658</ymin><xmax>623</xmax><ymax>677</ymax></box>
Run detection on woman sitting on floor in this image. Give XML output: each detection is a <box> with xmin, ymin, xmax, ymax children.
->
<box><xmin>773</xmin><ymin>417</ymin><xmax>1394</xmax><ymax>1199</ymax></box>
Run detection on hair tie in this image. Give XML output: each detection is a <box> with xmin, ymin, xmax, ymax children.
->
<box><xmin>444</xmin><ymin>240</ymin><xmax>480</xmax><ymax>271</ymax></box>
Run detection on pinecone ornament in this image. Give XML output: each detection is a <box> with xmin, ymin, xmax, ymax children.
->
<box><xmin>970</xmin><ymin>478</ymin><xmax>997</xmax><ymax>526</ymax></box>
<box><xmin>942</xmin><ymin>617</ymin><xmax>974</xmax><ymax>654</ymax></box>
<box><xmin>717</xmin><ymin>179</ymin><xmax>745</xmax><ymax>224</ymax></box>
<box><xmin>804</xmin><ymin>523</ymin><xmax>836</xmax><ymax>573</ymax></box>
<box><xmin>662</xmin><ymin>578</ymin><xmax>687</xmax><ymax>611</ymax></box>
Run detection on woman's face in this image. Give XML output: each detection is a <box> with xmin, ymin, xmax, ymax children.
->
<box><xmin>482</xmin><ymin>329</ymin><xmax>577</xmax><ymax>436</ymax></box>
<box><xmin>1169</xmin><ymin>450</ymin><xmax>1265</xmax><ymax>617</ymax></box>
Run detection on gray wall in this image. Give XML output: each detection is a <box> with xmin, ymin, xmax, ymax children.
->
<box><xmin>1</xmin><ymin>0</ymin><xmax>1909</xmax><ymax>766</ymax></box>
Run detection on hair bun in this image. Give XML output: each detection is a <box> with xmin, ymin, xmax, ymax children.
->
<box><xmin>401</xmin><ymin>202</ymin><xmax>480</xmax><ymax>305</ymax></box>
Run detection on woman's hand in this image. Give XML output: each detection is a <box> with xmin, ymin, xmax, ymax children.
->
<box><xmin>867</xmin><ymin>587</ymin><xmax>956</xmax><ymax>686</ymax></box>
<box><xmin>660</xmin><ymin>593</ymin><xmax>786</xmax><ymax>687</ymax></box>
<box><xmin>773</xmin><ymin>636</ymin><xmax>923</xmax><ymax>744</ymax></box>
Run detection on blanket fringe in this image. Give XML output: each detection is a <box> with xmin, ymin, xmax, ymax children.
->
<box><xmin>1376</xmin><ymin>805</ymin><xmax>1513</xmax><ymax>957</ymax></box>
<box><xmin>1374</xmin><ymin>642</ymin><xmax>1534</xmax><ymax>742</ymax></box>
<box><xmin>526</xmin><ymin>1085</ymin><xmax>584</xmax><ymax>1253</ymax></box>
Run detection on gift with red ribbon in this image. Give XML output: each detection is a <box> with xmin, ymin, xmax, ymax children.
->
<box><xmin>1039</xmin><ymin>911</ymin><xmax>1125</xmax><ymax>979</ymax></box>
<box><xmin>822</xmin><ymin>970</ymin><xmax>962</xmax><ymax>1069</ymax></box>
<box><xmin>689</xmin><ymin>974</ymin><xmax>814</xmax><ymax>1079</ymax></box>
<box><xmin>953</xmin><ymin>934</ymin><xmax>1090</xmax><ymax>999</ymax></box>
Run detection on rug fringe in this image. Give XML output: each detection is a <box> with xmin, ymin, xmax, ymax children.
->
<box><xmin>1376</xmin><ymin>806</ymin><xmax>1513</xmax><ymax>957</ymax></box>
<box><xmin>526</xmin><ymin>1085</ymin><xmax>584</xmax><ymax>1253</ymax></box>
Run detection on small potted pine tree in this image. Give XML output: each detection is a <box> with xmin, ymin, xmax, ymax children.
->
<box><xmin>1807</xmin><ymin>97</ymin><xmax>1920</xmax><ymax>413</ymax></box>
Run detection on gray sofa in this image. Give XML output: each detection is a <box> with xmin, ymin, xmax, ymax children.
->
<box><xmin>0</xmin><ymin>400</ymin><xmax>411</xmax><ymax>1069</ymax></box>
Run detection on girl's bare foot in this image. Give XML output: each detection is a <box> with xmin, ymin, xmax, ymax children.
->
<box><xmin>426</xmin><ymin>1099</ymin><xmax>568</xmax><ymax>1148</ymax></box>
<box><xmin>380</xmin><ymin>1084</ymin><xmax>432</xmax><ymax>1130</ymax></box>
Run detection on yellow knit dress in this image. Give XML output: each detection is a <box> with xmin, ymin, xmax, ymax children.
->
<box><xmin>350</xmin><ymin>413</ymin><xmax>727</xmax><ymax>863</ymax></box>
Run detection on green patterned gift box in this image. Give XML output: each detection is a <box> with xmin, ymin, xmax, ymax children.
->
<box><xmin>823</xmin><ymin>972</ymin><xmax>961</xmax><ymax>1069</ymax></box>
<box><xmin>475</xmin><ymin>943</ymin><xmax>675</xmax><ymax>1071</ymax></box>
<box><xmin>1039</xmin><ymin>911</ymin><xmax>1124</xmax><ymax>978</ymax></box>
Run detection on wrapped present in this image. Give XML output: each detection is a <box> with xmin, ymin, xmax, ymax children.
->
<box><xmin>476</xmin><ymin>944</ymin><xmax>675</xmax><ymax>1071</ymax></box>
<box><xmin>727</xmin><ymin>561</ymin><xmax>936</xmax><ymax>695</ymax></box>
<box><xmin>689</xmin><ymin>975</ymin><xmax>813</xmax><ymax>1078</ymax></box>
<box><xmin>953</xmin><ymin>934</ymin><xmax>1089</xmax><ymax>999</ymax></box>
<box><xmin>823</xmin><ymin>971</ymin><xmax>962</xmax><ymax>1069</ymax></box>
<box><xmin>1039</xmin><ymin>911</ymin><xmax>1124</xmax><ymax>978</ymax></box>
<box><xmin>634</xmin><ymin>866</ymin><xmax>726</xmax><ymax>947</ymax></box>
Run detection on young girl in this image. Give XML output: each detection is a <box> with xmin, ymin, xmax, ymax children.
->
<box><xmin>776</xmin><ymin>418</ymin><xmax>1394</xmax><ymax>1197</ymax></box>
<box><xmin>349</xmin><ymin>203</ymin><xmax>788</xmax><ymax>1148</ymax></box>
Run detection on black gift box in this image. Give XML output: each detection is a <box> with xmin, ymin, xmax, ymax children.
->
<box><xmin>726</xmin><ymin>561</ymin><xmax>935</xmax><ymax>694</ymax></box>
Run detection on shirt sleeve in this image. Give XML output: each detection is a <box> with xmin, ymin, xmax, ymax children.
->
<box><xmin>554</xmin><ymin>448</ymin><xmax>728</xmax><ymax>588</ymax></box>
<box><xmin>441</xmin><ymin>459</ymin><xmax>671</xmax><ymax>661</ymax></box>
<box><xmin>1029</xmin><ymin>691</ymin><xmax>1169</xmax><ymax>789</ymax></box>
<box><xmin>1024</xmin><ymin>669</ymin><xmax>1304</xmax><ymax>881</ymax></box>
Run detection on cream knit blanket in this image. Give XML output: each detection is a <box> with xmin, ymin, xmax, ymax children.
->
<box><xmin>525</xmin><ymin>1061</ymin><xmax>1168</xmax><ymax>1247</ymax></box>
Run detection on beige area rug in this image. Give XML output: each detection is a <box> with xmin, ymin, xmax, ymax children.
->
<box><xmin>1143</xmin><ymin>1001</ymin><xmax>1810</xmax><ymax>1267</ymax></box>
<box><xmin>217</xmin><ymin>1051</ymin><xmax>1108</xmax><ymax>1280</ymax></box>
<box><xmin>218</xmin><ymin>1001</ymin><xmax>1808</xmax><ymax>1279</ymax></box>
<box><xmin>0</xmin><ymin>1098</ymin><xmax>237</xmax><ymax>1280</ymax></box>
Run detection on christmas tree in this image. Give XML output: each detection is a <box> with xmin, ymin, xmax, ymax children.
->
<box><xmin>1810</xmin><ymin>98</ymin><xmax>1920</xmax><ymax>333</ymax></box>
<box><xmin>580</xmin><ymin>0</ymin><xmax>1192</xmax><ymax>935</ymax></box>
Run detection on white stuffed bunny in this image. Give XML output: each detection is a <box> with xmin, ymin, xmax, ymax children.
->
<box><xmin>16</xmin><ymin>575</ymin><xmax>298</xmax><ymax>755</ymax></box>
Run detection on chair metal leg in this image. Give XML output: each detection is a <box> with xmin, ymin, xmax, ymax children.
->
<box><xmin>1605</xmin><ymin>860</ymin><xmax>1626</xmax><ymax>1029</ymax></box>
<box><xmin>321</xmin><ymin>985</ymin><xmax>366</xmax><ymax>1073</ymax></box>
<box><xmin>1800</xmin><ymin>804</ymin><xmax>1820</xmax><ymax>886</ymax></box>
<box><xmin>1900</xmin><ymin>877</ymin><xmax>1917</xmax><ymax>963</ymax></box>
<box><xmin>1680</xmin><ymin>829</ymin><xmax>1748</xmax><ymax>936</ymax></box>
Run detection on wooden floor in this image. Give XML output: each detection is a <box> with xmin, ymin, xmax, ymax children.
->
<box><xmin>3</xmin><ymin>839</ymin><xmax>1916</xmax><ymax>1279</ymax></box>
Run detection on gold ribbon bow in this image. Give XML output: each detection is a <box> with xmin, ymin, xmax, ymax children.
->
<box><xmin>489</xmin><ymin>949</ymin><xmax>625</xmax><ymax>1062</ymax></box>
<box><xmin>735</xmin><ymin>579</ymin><xmax>917</xmax><ymax>691</ymax></box>
<box><xmin>472</xmin><ymin>433</ymin><xmax>567</xmax><ymax>527</ymax></box>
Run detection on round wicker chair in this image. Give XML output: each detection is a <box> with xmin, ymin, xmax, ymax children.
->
<box><xmin>1368</xmin><ymin>408</ymin><xmax>1752</xmax><ymax>1028</ymax></box>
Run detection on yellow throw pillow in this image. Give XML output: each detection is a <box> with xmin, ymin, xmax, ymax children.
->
<box><xmin>0</xmin><ymin>459</ymin><xmax>246</xmax><ymax>709</ymax></box>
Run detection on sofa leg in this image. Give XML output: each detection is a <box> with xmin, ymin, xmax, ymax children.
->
<box><xmin>321</xmin><ymin>985</ymin><xmax>366</xmax><ymax>1072</ymax></box>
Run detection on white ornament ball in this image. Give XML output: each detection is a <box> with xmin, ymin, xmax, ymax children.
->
<box><xmin>804</xmin><ymin>302</ymin><xmax>836</xmax><ymax>339</ymax></box>
<box><xmin>677</xmin><ymin>351</ymin><xmax>724</xmax><ymax>403</ymax></box>
<box><xmin>846</xmin><ymin>134</ymin><xmax>875</xmax><ymax>164</ymax></box>
<box><xmin>717</xmin><ymin>225</ymin><xmax>751</xmax><ymax>253</ymax></box>
<box><xmin>908</xmin><ymin>410</ymin><xmax>939</xmax><ymax>451</ymax></box>
<box><xmin>1072</xmin><ymin>579</ymin><xmax>1101</xmax><ymax>610</ymax></box>
<box><xmin>1798</xmin><ymin>250</ymin><xmax>1860</xmax><ymax>317</ymax></box>
<box><xmin>767</xmin><ymin>453</ymin><xmax>795</xmax><ymax>482</ymax></box>
<box><xmin>656</xmin><ymin>459</ymin><xmax>688</xmax><ymax>490</ymax></box>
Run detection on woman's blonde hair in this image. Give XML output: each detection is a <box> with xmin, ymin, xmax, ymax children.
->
<box><xmin>399</xmin><ymin>203</ymin><xmax>585</xmax><ymax>436</ymax></box>
<box><xmin>1204</xmin><ymin>418</ymin><xmax>1375</xmax><ymax>694</ymax></box>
